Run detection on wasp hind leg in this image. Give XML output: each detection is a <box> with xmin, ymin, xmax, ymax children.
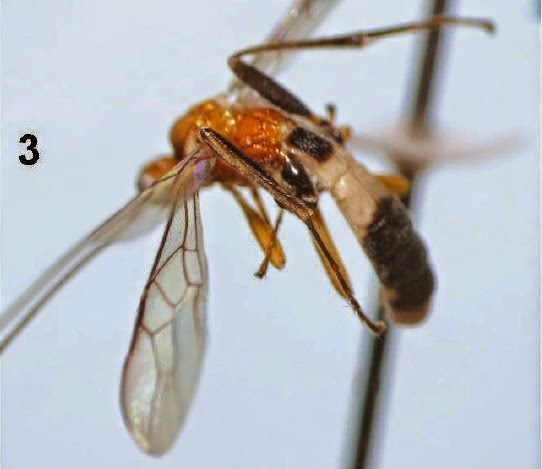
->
<box><xmin>201</xmin><ymin>127</ymin><xmax>386</xmax><ymax>335</ymax></box>
<box><xmin>227</xmin><ymin>17</ymin><xmax>493</xmax><ymax>119</ymax></box>
<box><xmin>309</xmin><ymin>206</ymin><xmax>354</xmax><ymax>299</ymax></box>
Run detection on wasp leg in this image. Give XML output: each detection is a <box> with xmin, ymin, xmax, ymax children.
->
<box><xmin>250</xmin><ymin>187</ymin><xmax>272</xmax><ymax>225</ymax></box>
<box><xmin>231</xmin><ymin>16</ymin><xmax>493</xmax><ymax>60</ymax></box>
<box><xmin>310</xmin><ymin>206</ymin><xmax>353</xmax><ymax>299</ymax></box>
<box><xmin>228</xmin><ymin>16</ymin><xmax>492</xmax><ymax>118</ymax></box>
<box><xmin>224</xmin><ymin>184</ymin><xmax>286</xmax><ymax>271</ymax></box>
<box><xmin>229</xmin><ymin>55</ymin><xmax>313</xmax><ymax>118</ymax></box>
<box><xmin>249</xmin><ymin>188</ymin><xmax>286</xmax><ymax>278</ymax></box>
<box><xmin>255</xmin><ymin>206</ymin><xmax>285</xmax><ymax>279</ymax></box>
<box><xmin>373</xmin><ymin>173</ymin><xmax>411</xmax><ymax>196</ymax></box>
<box><xmin>200</xmin><ymin>127</ymin><xmax>386</xmax><ymax>335</ymax></box>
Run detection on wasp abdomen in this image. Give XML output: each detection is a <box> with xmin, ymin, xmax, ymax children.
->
<box><xmin>364</xmin><ymin>196</ymin><xmax>434</xmax><ymax>324</ymax></box>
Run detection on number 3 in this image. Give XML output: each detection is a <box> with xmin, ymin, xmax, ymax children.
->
<box><xmin>19</xmin><ymin>133</ymin><xmax>40</xmax><ymax>165</ymax></box>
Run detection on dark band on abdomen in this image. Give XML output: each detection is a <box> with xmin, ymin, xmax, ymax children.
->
<box><xmin>287</xmin><ymin>127</ymin><xmax>333</xmax><ymax>162</ymax></box>
<box><xmin>363</xmin><ymin>196</ymin><xmax>434</xmax><ymax>321</ymax></box>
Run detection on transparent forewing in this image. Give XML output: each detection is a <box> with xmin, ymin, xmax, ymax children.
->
<box><xmin>121</xmin><ymin>191</ymin><xmax>208</xmax><ymax>455</ymax></box>
<box><xmin>0</xmin><ymin>154</ymin><xmax>211</xmax><ymax>354</ymax></box>
<box><xmin>254</xmin><ymin>0</ymin><xmax>340</xmax><ymax>75</ymax></box>
<box><xmin>229</xmin><ymin>0</ymin><xmax>340</xmax><ymax>90</ymax></box>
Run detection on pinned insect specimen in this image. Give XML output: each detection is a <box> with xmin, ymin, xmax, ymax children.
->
<box><xmin>0</xmin><ymin>0</ymin><xmax>494</xmax><ymax>456</ymax></box>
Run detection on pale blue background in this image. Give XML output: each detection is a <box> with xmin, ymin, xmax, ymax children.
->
<box><xmin>1</xmin><ymin>1</ymin><xmax>539</xmax><ymax>468</ymax></box>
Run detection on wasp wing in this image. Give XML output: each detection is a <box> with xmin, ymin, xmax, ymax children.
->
<box><xmin>0</xmin><ymin>153</ymin><xmax>211</xmax><ymax>354</ymax></box>
<box><xmin>229</xmin><ymin>0</ymin><xmax>340</xmax><ymax>91</ymax></box>
<box><xmin>121</xmin><ymin>189</ymin><xmax>208</xmax><ymax>455</ymax></box>
<box><xmin>253</xmin><ymin>0</ymin><xmax>341</xmax><ymax>76</ymax></box>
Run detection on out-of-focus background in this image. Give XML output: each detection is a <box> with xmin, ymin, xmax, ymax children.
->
<box><xmin>1</xmin><ymin>1</ymin><xmax>539</xmax><ymax>468</ymax></box>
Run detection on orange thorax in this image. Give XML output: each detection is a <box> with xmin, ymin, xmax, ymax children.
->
<box><xmin>169</xmin><ymin>98</ymin><xmax>291</xmax><ymax>185</ymax></box>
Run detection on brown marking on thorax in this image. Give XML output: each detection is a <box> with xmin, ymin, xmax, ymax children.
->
<box><xmin>169</xmin><ymin>98</ymin><xmax>293</xmax><ymax>186</ymax></box>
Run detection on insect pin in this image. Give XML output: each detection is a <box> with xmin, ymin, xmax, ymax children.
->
<box><xmin>0</xmin><ymin>2</ymin><xmax>494</xmax><ymax>456</ymax></box>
